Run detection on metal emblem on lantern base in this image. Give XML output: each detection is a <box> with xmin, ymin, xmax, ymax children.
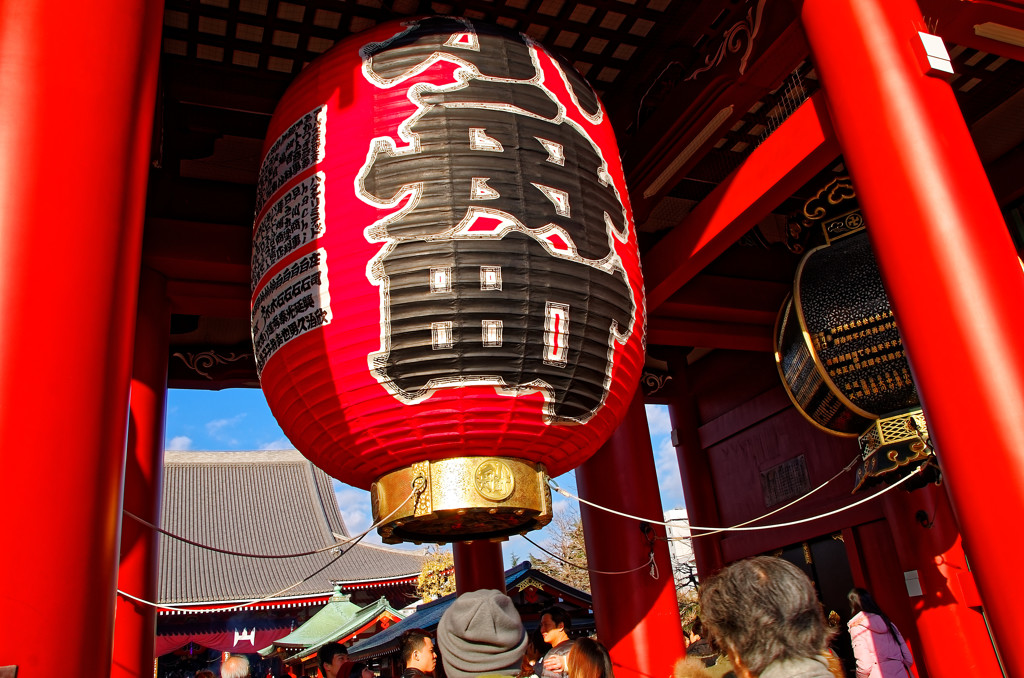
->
<box><xmin>371</xmin><ymin>457</ymin><xmax>552</xmax><ymax>544</ymax></box>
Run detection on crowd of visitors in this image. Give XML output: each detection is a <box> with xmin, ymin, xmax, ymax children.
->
<box><xmin>195</xmin><ymin>555</ymin><xmax>911</xmax><ymax>678</ymax></box>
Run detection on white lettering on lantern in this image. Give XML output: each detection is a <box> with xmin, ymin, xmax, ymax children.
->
<box><xmin>251</xmin><ymin>248</ymin><xmax>332</xmax><ymax>373</ymax></box>
<box><xmin>234</xmin><ymin>628</ymin><xmax>257</xmax><ymax>646</ymax></box>
<box><xmin>470</xmin><ymin>128</ymin><xmax>504</xmax><ymax>152</ymax></box>
<box><xmin>255</xmin><ymin>106</ymin><xmax>326</xmax><ymax>217</ymax></box>
<box><xmin>532</xmin><ymin>183</ymin><xmax>570</xmax><ymax>217</ymax></box>
<box><xmin>430</xmin><ymin>267</ymin><xmax>452</xmax><ymax>293</ymax></box>
<box><xmin>479</xmin><ymin>266</ymin><xmax>501</xmax><ymax>291</ymax></box>
<box><xmin>252</xmin><ymin>171</ymin><xmax>326</xmax><ymax>289</ymax></box>
<box><xmin>544</xmin><ymin>302</ymin><xmax>569</xmax><ymax>366</ymax></box>
<box><xmin>445</xmin><ymin>31</ymin><xmax>480</xmax><ymax>50</ymax></box>
<box><xmin>535</xmin><ymin>138</ymin><xmax>565</xmax><ymax>166</ymax></box>
<box><xmin>470</xmin><ymin>177</ymin><xmax>500</xmax><ymax>200</ymax></box>
<box><xmin>432</xmin><ymin>322</ymin><xmax>454</xmax><ymax>349</ymax></box>
<box><xmin>482</xmin><ymin>320</ymin><xmax>503</xmax><ymax>347</ymax></box>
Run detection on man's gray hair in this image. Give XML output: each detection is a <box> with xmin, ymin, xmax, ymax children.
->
<box><xmin>221</xmin><ymin>654</ymin><xmax>250</xmax><ymax>678</ymax></box>
<box><xmin>699</xmin><ymin>556</ymin><xmax>834</xmax><ymax>676</ymax></box>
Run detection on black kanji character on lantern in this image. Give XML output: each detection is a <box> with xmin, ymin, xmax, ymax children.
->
<box><xmin>361</xmin><ymin>18</ymin><xmax>636</xmax><ymax>422</ymax></box>
<box><xmin>370</xmin><ymin>232</ymin><xmax>634</xmax><ymax>422</ymax></box>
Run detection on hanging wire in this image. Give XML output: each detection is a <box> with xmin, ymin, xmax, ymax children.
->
<box><xmin>521</xmin><ymin>534</ymin><xmax>655</xmax><ymax>577</ymax></box>
<box><xmin>124</xmin><ymin>510</ymin><xmax>359</xmax><ymax>559</ymax></box>
<box><xmin>550</xmin><ymin>461</ymin><xmax>923</xmax><ymax>537</ymax></box>
<box><xmin>664</xmin><ymin>453</ymin><xmax>863</xmax><ymax>538</ymax></box>
<box><xmin>549</xmin><ymin>453</ymin><xmax>860</xmax><ymax>533</ymax></box>
<box><xmin>118</xmin><ymin>485</ymin><xmax>419</xmax><ymax>612</ymax></box>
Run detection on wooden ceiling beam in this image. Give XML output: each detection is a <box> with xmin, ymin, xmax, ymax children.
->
<box><xmin>165</xmin><ymin>279</ymin><xmax>251</xmax><ymax>318</ymax></box>
<box><xmin>921</xmin><ymin>0</ymin><xmax>1024</xmax><ymax>63</ymax></box>
<box><xmin>642</xmin><ymin>91</ymin><xmax>840</xmax><ymax>312</ymax></box>
<box><xmin>659</xmin><ymin>274</ymin><xmax>790</xmax><ymax>325</ymax></box>
<box><xmin>647</xmin><ymin>316</ymin><xmax>773</xmax><ymax>352</ymax></box>
<box><xmin>143</xmin><ymin>218</ymin><xmax>251</xmax><ymax>284</ymax></box>
<box><xmin>624</xmin><ymin>16</ymin><xmax>809</xmax><ymax>221</ymax></box>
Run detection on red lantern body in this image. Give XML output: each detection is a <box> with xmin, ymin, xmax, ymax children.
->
<box><xmin>252</xmin><ymin>17</ymin><xmax>644</xmax><ymax>541</ymax></box>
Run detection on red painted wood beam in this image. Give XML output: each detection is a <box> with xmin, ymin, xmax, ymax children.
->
<box><xmin>643</xmin><ymin>91</ymin><xmax>840</xmax><ymax>312</ymax></box>
<box><xmin>921</xmin><ymin>0</ymin><xmax>1024</xmax><ymax>62</ymax></box>
<box><xmin>142</xmin><ymin>218</ymin><xmax>251</xmax><ymax>284</ymax></box>
<box><xmin>113</xmin><ymin>268</ymin><xmax>170</xmax><ymax>678</ymax></box>
<box><xmin>647</xmin><ymin>317</ymin><xmax>773</xmax><ymax>352</ymax></box>
<box><xmin>627</xmin><ymin>18</ymin><xmax>810</xmax><ymax>220</ymax></box>
<box><xmin>166</xmin><ymin>280</ymin><xmax>250</xmax><ymax>318</ymax></box>
<box><xmin>659</xmin><ymin>274</ymin><xmax>789</xmax><ymax>325</ymax></box>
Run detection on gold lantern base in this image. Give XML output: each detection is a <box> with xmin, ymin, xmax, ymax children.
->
<box><xmin>370</xmin><ymin>457</ymin><xmax>553</xmax><ymax>544</ymax></box>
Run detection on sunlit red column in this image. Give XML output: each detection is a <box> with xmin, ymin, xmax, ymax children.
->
<box><xmin>0</xmin><ymin>1</ymin><xmax>163</xmax><ymax>674</ymax></box>
<box><xmin>880</xmin><ymin>484</ymin><xmax>1002</xmax><ymax>677</ymax></box>
<box><xmin>662</xmin><ymin>357</ymin><xmax>725</xmax><ymax>579</ymax></box>
<box><xmin>577</xmin><ymin>389</ymin><xmax>686</xmax><ymax>678</ymax></box>
<box><xmin>800</xmin><ymin>0</ymin><xmax>1024</xmax><ymax>672</ymax></box>
<box><xmin>454</xmin><ymin>541</ymin><xmax>507</xmax><ymax>595</ymax></box>
<box><xmin>112</xmin><ymin>268</ymin><xmax>171</xmax><ymax>677</ymax></box>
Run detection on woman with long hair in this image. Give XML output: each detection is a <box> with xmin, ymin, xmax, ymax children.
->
<box><xmin>847</xmin><ymin>588</ymin><xmax>913</xmax><ymax>678</ymax></box>
<box><xmin>566</xmin><ymin>637</ymin><xmax>614</xmax><ymax>678</ymax></box>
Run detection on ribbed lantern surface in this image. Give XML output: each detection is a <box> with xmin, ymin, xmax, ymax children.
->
<box><xmin>251</xmin><ymin>17</ymin><xmax>645</xmax><ymax>515</ymax></box>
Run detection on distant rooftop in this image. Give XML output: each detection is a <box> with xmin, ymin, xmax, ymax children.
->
<box><xmin>158</xmin><ymin>450</ymin><xmax>425</xmax><ymax>605</ymax></box>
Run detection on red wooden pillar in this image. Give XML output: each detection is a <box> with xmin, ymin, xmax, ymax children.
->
<box><xmin>662</xmin><ymin>358</ymin><xmax>725</xmax><ymax>579</ymax></box>
<box><xmin>0</xmin><ymin>1</ymin><xmax>162</xmax><ymax>674</ymax></box>
<box><xmin>577</xmin><ymin>389</ymin><xmax>686</xmax><ymax>678</ymax></box>
<box><xmin>454</xmin><ymin>541</ymin><xmax>507</xmax><ymax>595</ymax></box>
<box><xmin>112</xmin><ymin>269</ymin><xmax>171</xmax><ymax>677</ymax></box>
<box><xmin>879</xmin><ymin>484</ymin><xmax>1002</xmax><ymax>678</ymax></box>
<box><xmin>800</xmin><ymin>0</ymin><xmax>1024</xmax><ymax>672</ymax></box>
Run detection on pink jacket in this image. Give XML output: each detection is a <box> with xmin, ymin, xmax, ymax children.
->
<box><xmin>848</xmin><ymin>611</ymin><xmax>913</xmax><ymax>678</ymax></box>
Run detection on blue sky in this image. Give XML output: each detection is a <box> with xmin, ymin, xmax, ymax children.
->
<box><xmin>164</xmin><ymin>388</ymin><xmax>684</xmax><ymax>565</ymax></box>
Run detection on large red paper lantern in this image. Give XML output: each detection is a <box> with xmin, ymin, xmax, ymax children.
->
<box><xmin>251</xmin><ymin>16</ymin><xmax>645</xmax><ymax>542</ymax></box>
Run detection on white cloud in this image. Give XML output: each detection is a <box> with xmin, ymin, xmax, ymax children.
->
<box><xmin>654</xmin><ymin>434</ymin><xmax>686</xmax><ymax>510</ymax></box>
<box><xmin>335</xmin><ymin>485</ymin><xmax>372</xmax><ymax>535</ymax></box>
<box><xmin>258</xmin><ymin>437</ymin><xmax>293</xmax><ymax>450</ymax></box>
<box><xmin>205</xmin><ymin>413</ymin><xmax>246</xmax><ymax>438</ymax></box>
<box><xmin>645</xmin><ymin>403</ymin><xmax>672</xmax><ymax>439</ymax></box>
<box><xmin>167</xmin><ymin>435</ymin><xmax>192</xmax><ymax>450</ymax></box>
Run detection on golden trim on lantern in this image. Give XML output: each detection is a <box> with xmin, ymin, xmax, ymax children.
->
<box><xmin>372</xmin><ymin>457</ymin><xmax>552</xmax><ymax>544</ymax></box>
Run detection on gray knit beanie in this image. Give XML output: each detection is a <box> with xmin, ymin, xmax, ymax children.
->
<box><xmin>437</xmin><ymin>589</ymin><xmax>528</xmax><ymax>678</ymax></box>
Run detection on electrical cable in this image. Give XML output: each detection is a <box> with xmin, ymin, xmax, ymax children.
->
<box><xmin>521</xmin><ymin>534</ymin><xmax>654</xmax><ymax>576</ymax></box>
<box><xmin>118</xmin><ymin>485</ymin><xmax>418</xmax><ymax>612</ymax></box>
<box><xmin>123</xmin><ymin>509</ymin><xmax>355</xmax><ymax>559</ymax></box>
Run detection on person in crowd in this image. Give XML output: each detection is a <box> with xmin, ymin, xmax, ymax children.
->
<box><xmin>436</xmin><ymin>588</ymin><xmax>528</xmax><ymax>678</ymax></box>
<box><xmin>401</xmin><ymin>629</ymin><xmax>438</xmax><ymax>678</ymax></box>
<box><xmin>318</xmin><ymin>642</ymin><xmax>351</xmax><ymax>678</ymax></box>
<box><xmin>566</xmin><ymin>637</ymin><xmax>613</xmax><ymax>678</ymax></box>
<box><xmin>536</xmin><ymin>606</ymin><xmax>574</xmax><ymax>678</ymax></box>
<box><xmin>685</xmin><ymin>618</ymin><xmax>718</xmax><ymax>668</ymax></box>
<box><xmin>699</xmin><ymin>556</ymin><xmax>836</xmax><ymax>678</ymax></box>
<box><xmin>847</xmin><ymin>588</ymin><xmax>913</xmax><ymax>678</ymax></box>
<box><xmin>221</xmin><ymin>655</ymin><xmax>251</xmax><ymax>678</ymax></box>
<box><xmin>350</xmin><ymin>662</ymin><xmax>376</xmax><ymax>678</ymax></box>
<box><xmin>519</xmin><ymin>629</ymin><xmax>553</xmax><ymax>677</ymax></box>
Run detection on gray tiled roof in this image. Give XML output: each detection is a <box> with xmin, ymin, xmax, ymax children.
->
<box><xmin>158</xmin><ymin>450</ymin><xmax>425</xmax><ymax>604</ymax></box>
